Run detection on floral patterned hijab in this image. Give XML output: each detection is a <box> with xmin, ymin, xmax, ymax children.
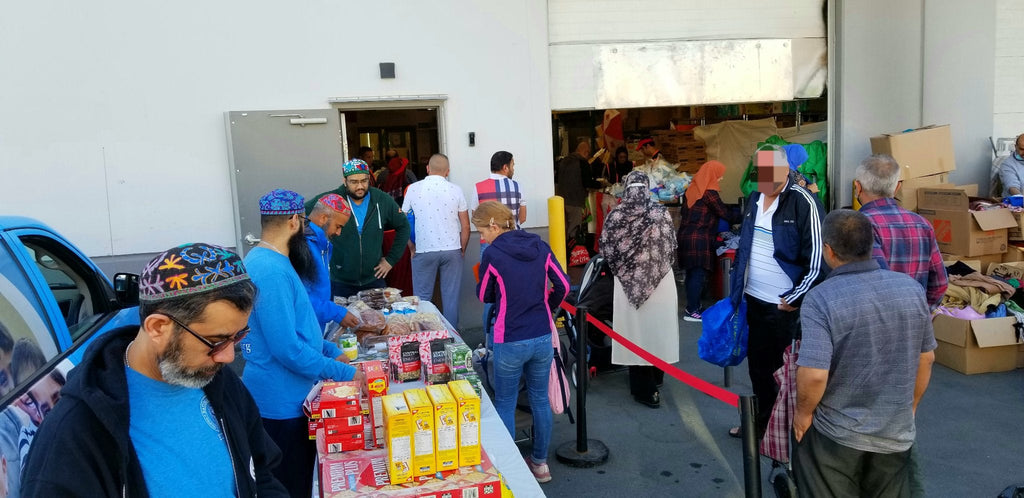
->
<box><xmin>600</xmin><ymin>171</ymin><xmax>677</xmax><ymax>309</ymax></box>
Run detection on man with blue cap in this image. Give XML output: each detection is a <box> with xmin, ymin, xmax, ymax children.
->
<box><xmin>242</xmin><ymin>188</ymin><xmax>360</xmax><ymax>498</ymax></box>
<box><xmin>306</xmin><ymin>159</ymin><xmax>411</xmax><ymax>298</ymax></box>
<box><xmin>23</xmin><ymin>243</ymin><xmax>288</xmax><ymax>497</ymax></box>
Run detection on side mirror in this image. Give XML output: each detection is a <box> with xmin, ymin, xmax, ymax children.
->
<box><xmin>113</xmin><ymin>273</ymin><xmax>140</xmax><ymax>308</ymax></box>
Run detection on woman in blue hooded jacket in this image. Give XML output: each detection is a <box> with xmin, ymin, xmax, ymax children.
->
<box><xmin>474</xmin><ymin>201</ymin><xmax>568</xmax><ymax>484</ymax></box>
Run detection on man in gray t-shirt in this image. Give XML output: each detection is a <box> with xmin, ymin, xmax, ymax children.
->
<box><xmin>793</xmin><ymin>209</ymin><xmax>936</xmax><ymax>497</ymax></box>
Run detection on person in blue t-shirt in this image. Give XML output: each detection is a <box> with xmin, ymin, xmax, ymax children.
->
<box><xmin>242</xmin><ymin>189</ymin><xmax>361</xmax><ymax>498</ymax></box>
<box><xmin>302</xmin><ymin>193</ymin><xmax>360</xmax><ymax>332</ymax></box>
<box><xmin>22</xmin><ymin>243</ymin><xmax>288</xmax><ymax>497</ymax></box>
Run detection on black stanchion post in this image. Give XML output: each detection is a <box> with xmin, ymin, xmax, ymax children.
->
<box><xmin>739</xmin><ymin>395</ymin><xmax>762</xmax><ymax>498</ymax></box>
<box><xmin>556</xmin><ymin>306</ymin><xmax>609</xmax><ymax>467</ymax></box>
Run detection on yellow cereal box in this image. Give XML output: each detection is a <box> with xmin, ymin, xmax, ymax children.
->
<box><xmin>403</xmin><ymin>388</ymin><xmax>436</xmax><ymax>478</ymax></box>
<box><xmin>425</xmin><ymin>384</ymin><xmax>459</xmax><ymax>472</ymax></box>
<box><xmin>447</xmin><ymin>379</ymin><xmax>481</xmax><ymax>467</ymax></box>
<box><xmin>380</xmin><ymin>393</ymin><xmax>414</xmax><ymax>485</ymax></box>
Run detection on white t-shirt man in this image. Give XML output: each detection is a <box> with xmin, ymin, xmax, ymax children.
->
<box><xmin>402</xmin><ymin>175</ymin><xmax>468</xmax><ymax>253</ymax></box>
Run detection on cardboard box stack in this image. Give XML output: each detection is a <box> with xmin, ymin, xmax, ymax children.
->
<box><xmin>870</xmin><ymin>125</ymin><xmax>957</xmax><ymax>211</ymax></box>
<box><xmin>917</xmin><ymin>186</ymin><xmax>1017</xmax><ymax>257</ymax></box>
<box><xmin>306</xmin><ymin>381</ymin><xmax>365</xmax><ymax>452</ymax></box>
<box><xmin>651</xmin><ymin>129</ymin><xmax>707</xmax><ymax>174</ymax></box>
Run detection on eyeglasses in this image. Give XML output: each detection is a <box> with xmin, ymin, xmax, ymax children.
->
<box><xmin>297</xmin><ymin>214</ymin><xmax>311</xmax><ymax>227</ymax></box>
<box><xmin>164</xmin><ymin>314</ymin><xmax>249</xmax><ymax>356</ymax></box>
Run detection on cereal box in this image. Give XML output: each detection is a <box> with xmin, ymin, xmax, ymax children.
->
<box><xmin>310</xmin><ymin>381</ymin><xmax>361</xmax><ymax>420</ymax></box>
<box><xmin>447</xmin><ymin>379</ymin><xmax>481</xmax><ymax>467</ymax></box>
<box><xmin>402</xmin><ymin>389</ymin><xmax>435</xmax><ymax>478</ymax></box>
<box><xmin>424</xmin><ymin>384</ymin><xmax>459</xmax><ymax>472</ymax></box>
<box><xmin>317</xmin><ymin>445</ymin><xmax>391</xmax><ymax>495</ymax></box>
<box><xmin>381</xmin><ymin>393</ymin><xmax>414</xmax><ymax>485</ymax></box>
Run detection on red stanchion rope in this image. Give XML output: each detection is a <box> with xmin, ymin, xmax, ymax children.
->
<box><xmin>561</xmin><ymin>302</ymin><xmax>740</xmax><ymax>408</ymax></box>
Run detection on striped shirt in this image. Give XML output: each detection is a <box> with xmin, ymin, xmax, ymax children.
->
<box><xmin>471</xmin><ymin>174</ymin><xmax>525</xmax><ymax>227</ymax></box>
<box><xmin>746</xmin><ymin>195</ymin><xmax>793</xmax><ymax>304</ymax></box>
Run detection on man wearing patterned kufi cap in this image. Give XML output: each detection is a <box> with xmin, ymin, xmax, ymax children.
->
<box><xmin>22</xmin><ymin>243</ymin><xmax>289</xmax><ymax>497</ymax></box>
<box><xmin>305</xmin><ymin>159</ymin><xmax>411</xmax><ymax>298</ymax></box>
<box><xmin>302</xmin><ymin>193</ymin><xmax>360</xmax><ymax>330</ymax></box>
<box><xmin>242</xmin><ymin>188</ymin><xmax>360</xmax><ymax>498</ymax></box>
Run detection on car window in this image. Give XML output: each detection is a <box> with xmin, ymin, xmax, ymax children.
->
<box><xmin>0</xmin><ymin>241</ymin><xmax>59</xmax><ymax>403</ymax></box>
<box><xmin>18</xmin><ymin>237</ymin><xmax>108</xmax><ymax>342</ymax></box>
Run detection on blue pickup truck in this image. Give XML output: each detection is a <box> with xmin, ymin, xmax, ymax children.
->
<box><xmin>0</xmin><ymin>216</ymin><xmax>139</xmax><ymax>497</ymax></box>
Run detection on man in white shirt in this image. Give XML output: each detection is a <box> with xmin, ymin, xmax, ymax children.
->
<box><xmin>402</xmin><ymin>154</ymin><xmax>470</xmax><ymax>327</ymax></box>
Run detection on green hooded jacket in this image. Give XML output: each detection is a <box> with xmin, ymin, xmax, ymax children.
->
<box><xmin>305</xmin><ymin>186</ymin><xmax>410</xmax><ymax>287</ymax></box>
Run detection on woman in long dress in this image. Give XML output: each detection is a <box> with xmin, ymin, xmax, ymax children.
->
<box><xmin>600</xmin><ymin>170</ymin><xmax>679</xmax><ymax>408</ymax></box>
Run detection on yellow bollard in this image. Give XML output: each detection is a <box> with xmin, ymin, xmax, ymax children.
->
<box><xmin>548</xmin><ymin>196</ymin><xmax>567</xmax><ymax>271</ymax></box>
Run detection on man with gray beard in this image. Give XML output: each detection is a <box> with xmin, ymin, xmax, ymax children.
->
<box><xmin>22</xmin><ymin>243</ymin><xmax>288</xmax><ymax>497</ymax></box>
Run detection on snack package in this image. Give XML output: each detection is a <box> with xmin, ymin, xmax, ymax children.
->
<box><xmin>361</xmin><ymin>361</ymin><xmax>388</xmax><ymax>448</ymax></box>
<box><xmin>348</xmin><ymin>301</ymin><xmax>386</xmax><ymax>334</ymax></box>
<box><xmin>387</xmin><ymin>330</ymin><xmax>451</xmax><ymax>383</ymax></box>
<box><xmin>423</xmin><ymin>338</ymin><xmax>454</xmax><ymax>384</ymax></box>
<box><xmin>402</xmin><ymin>389</ymin><xmax>436</xmax><ymax>477</ymax></box>
<box><xmin>407</xmin><ymin>312</ymin><xmax>445</xmax><ymax>332</ymax></box>
<box><xmin>447</xmin><ymin>379</ymin><xmax>481</xmax><ymax>467</ymax></box>
<box><xmin>384</xmin><ymin>314</ymin><xmax>415</xmax><ymax>336</ymax></box>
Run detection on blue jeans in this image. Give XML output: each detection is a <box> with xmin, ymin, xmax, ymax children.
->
<box><xmin>492</xmin><ymin>334</ymin><xmax>553</xmax><ymax>463</ymax></box>
<box><xmin>412</xmin><ymin>249</ymin><xmax>463</xmax><ymax>327</ymax></box>
<box><xmin>684</xmin><ymin>267</ymin><xmax>707</xmax><ymax>312</ymax></box>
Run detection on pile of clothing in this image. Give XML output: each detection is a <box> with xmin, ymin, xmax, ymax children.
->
<box><xmin>607</xmin><ymin>166</ymin><xmax>692</xmax><ymax>203</ymax></box>
<box><xmin>937</xmin><ymin>261</ymin><xmax>1024</xmax><ymax>340</ymax></box>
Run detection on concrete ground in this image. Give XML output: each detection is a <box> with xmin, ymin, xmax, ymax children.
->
<box><xmin>460</xmin><ymin>283</ymin><xmax>1024</xmax><ymax>498</ymax></box>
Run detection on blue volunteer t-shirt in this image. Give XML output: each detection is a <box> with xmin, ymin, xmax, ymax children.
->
<box><xmin>126</xmin><ymin>367</ymin><xmax>235</xmax><ymax>498</ymax></box>
<box><xmin>350</xmin><ymin>196</ymin><xmax>370</xmax><ymax>234</ymax></box>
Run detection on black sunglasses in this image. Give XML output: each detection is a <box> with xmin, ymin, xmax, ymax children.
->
<box><xmin>165</xmin><ymin>314</ymin><xmax>249</xmax><ymax>356</ymax></box>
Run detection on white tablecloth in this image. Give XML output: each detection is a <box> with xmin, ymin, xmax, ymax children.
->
<box><xmin>417</xmin><ymin>302</ymin><xmax>546</xmax><ymax>498</ymax></box>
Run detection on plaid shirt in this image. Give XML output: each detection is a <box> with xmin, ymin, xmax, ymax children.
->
<box><xmin>761</xmin><ymin>341</ymin><xmax>798</xmax><ymax>463</ymax></box>
<box><xmin>860</xmin><ymin>198</ymin><xmax>948</xmax><ymax>308</ymax></box>
<box><xmin>677</xmin><ymin>191</ymin><xmax>738</xmax><ymax>270</ymax></box>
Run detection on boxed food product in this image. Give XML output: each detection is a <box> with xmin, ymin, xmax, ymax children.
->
<box><xmin>422</xmin><ymin>338</ymin><xmax>454</xmax><ymax>384</ymax></box>
<box><xmin>308</xmin><ymin>419</ymin><xmax>319</xmax><ymax>440</ymax></box>
<box><xmin>318</xmin><ymin>446</ymin><xmax>502</xmax><ymax>498</ymax></box>
<box><xmin>425</xmin><ymin>384</ymin><xmax>459</xmax><ymax>472</ymax></box>
<box><xmin>323</xmin><ymin>412</ymin><xmax>364</xmax><ymax>434</ymax></box>
<box><xmin>360</xmin><ymin>360</ymin><xmax>389</xmax><ymax>428</ymax></box>
<box><xmin>388</xmin><ymin>330</ymin><xmax>450</xmax><ymax>383</ymax></box>
<box><xmin>309</xmin><ymin>381</ymin><xmax>362</xmax><ymax>420</ymax></box>
<box><xmin>453</xmin><ymin>372</ymin><xmax>482</xmax><ymax>397</ymax></box>
<box><xmin>381</xmin><ymin>393</ymin><xmax>414</xmax><ymax>485</ymax></box>
<box><xmin>317</xmin><ymin>445</ymin><xmax>391</xmax><ymax>495</ymax></box>
<box><xmin>447</xmin><ymin>379</ymin><xmax>481</xmax><ymax>467</ymax></box>
<box><xmin>445</xmin><ymin>343</ymin><xmax>473</xmax><ymax>375</ymax></box>
<box><xmin>402</xmin><ymin>389</ymin><xmax>436</xmax><ymax>478</ymax></box>
<box><xmin>321</xmin><ymin>425</ymin><xmax>365</xmax><ymax>453</ymax></box>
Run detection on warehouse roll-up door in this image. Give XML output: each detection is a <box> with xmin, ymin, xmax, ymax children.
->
<box><xmin>548</xmin><ymin>0</ymin><xmax>827</xmax><ymax>110</ymax></box>
<box><xmin>225</xmin><ymin>109</ymin><xmax>346</xmax><ymax>254</ymax></box>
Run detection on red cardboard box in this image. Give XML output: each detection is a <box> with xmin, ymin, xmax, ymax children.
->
<box><xmin>323</xmin><ymin>413</ymin><xmax>364</xmax><ymax>435</ymax></box>
<box><xmin>361</xmin><ymin>360</ymin><xmax>388</xmax><ymax>448</ymax></box>
<box><xmin>310</xmin><ymin>381</ymin><xmax>362</xmax><ymax>420</ymax></box>
<box><xmin>318</xmin><ymin>445</ymin><xmax>502</xmax><ymax>498</ymax></box>
<box><xmin>320</xmin><ymin>427</ymin><xmax>366</xmax><ymax>453</ymax></box>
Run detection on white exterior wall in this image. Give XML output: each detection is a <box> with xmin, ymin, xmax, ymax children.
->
<box><xmin>995</xmin><ymin>0</ymin><xmax>1024</xmax><ymax>141</ymax></box>
<box><xmin>0</xmin><ymin>1</ymin><xmax>553</xmax><ymax>257</ymax></box>
<box><xmin>923</xmin><ymin>0</ymin><xmax>996</xmax><ymax>189</ymax></box>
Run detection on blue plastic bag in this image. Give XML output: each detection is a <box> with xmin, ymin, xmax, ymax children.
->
<box><xmin>698</xmin><ymin>297</ymin><xmax>749</xmax><ymax>367</ymax></box>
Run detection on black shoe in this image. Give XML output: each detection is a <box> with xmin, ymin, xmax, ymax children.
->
<box><xmin>634</xmin><ymin>391</ymin><xmax>660</xmax><ymax>408</ymax></box>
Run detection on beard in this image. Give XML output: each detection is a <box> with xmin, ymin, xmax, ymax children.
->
<box><xmin>158</xmin><ymin>331</ymin><xmax>222</xmax><ymax>388</ymax></box>
<box><xmin>289</xmin><ymin>226</ymin><xmax>318</xmax><ymax>283</ymax></box>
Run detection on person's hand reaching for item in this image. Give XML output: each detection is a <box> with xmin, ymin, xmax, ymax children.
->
<box><xmin>340</xmin><ymin>312</ymin><xmax>360</xmax><ymax>329</ymax></box>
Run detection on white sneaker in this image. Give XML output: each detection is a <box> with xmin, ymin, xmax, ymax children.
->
<box><xmin>525</xmin><ymin>458</ymin><xmax>552</xmax><ymax>483</ymax></box>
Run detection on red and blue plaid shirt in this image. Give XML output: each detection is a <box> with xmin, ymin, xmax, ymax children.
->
<box><xmin>860</xmin><ymin>197</ymin><xmax>948</xmax><ymax>307</ymax></box>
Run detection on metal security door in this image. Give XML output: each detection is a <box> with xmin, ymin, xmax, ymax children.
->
<box><xmin>225</xmin><ymin>109</ymin><xmax>346</xmax><ymax>254</ymax></box>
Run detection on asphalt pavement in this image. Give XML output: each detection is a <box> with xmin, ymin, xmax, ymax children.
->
<box><xmin>460</xmin><ymin>285</ymin><xmax>1024</xmax><ymax>497</ymax></box>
